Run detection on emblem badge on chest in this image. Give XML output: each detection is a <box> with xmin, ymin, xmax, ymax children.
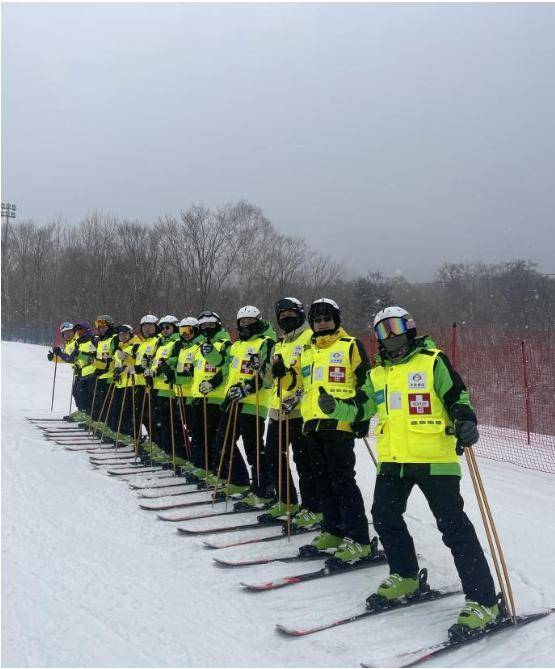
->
<box><xmin>408</xmin><ymin>372</ymin><xmax>426</xmax><ymax>389</ymax></box>
<box><xmin>408</xmin><ymin>393</ymin><xmax>432</xmax><ymax>414</ymax></box>
<box><xmin>328</xmin><ymin>366</ymin><xmax>346</xmax><ymax>383</ymax></box>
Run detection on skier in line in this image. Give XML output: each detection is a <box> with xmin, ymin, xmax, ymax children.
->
<box><xmin>146</xmin><ymin>315</ymin><xmax>183</xmax><ymax>466</ymax></box>
<box><xmin>170</xmin><ymin>316</ymin><xmax>203</xmax><ymax>471</ymax></box>
<box><xmin>49</xmin><ymin>322</ymin><xmax>78</xmax><ymax>407</ymax></box>
<box><xmin>64</xmin><ymin>321</ymin><xmax>97</xmax><ymax>420</ymax></box>
<box><xmin>211</xmin><ymin>306</ymin><xmax>277</xmax><ymax>502</ymax></box>
<box><xmin>90</xmin><ymin>315</ymin><xmax>119</xmax><ymax>427</ymax></box>
<box><xmin>189</xmin><ymin>311</ymin><xmax>232</xmax><ymax>483</ymax></box>
<box><xmin>258</xmin><ymin>297</ymin><xmax>316</xmax><ymax>524</ymax></box>
<box><xmin>282</xmin><ymin>298</ymin><xmax>374</xmax><ymax>563</ymax></box>
<box><xmin>111</xmin><ymin>324</ymin><xmax>142</xmax><ymax>441</ymax></box>
<box><xmin>133</xmin><ymin>314</ymin><xmax>160</xmax><ymax>458</ymax></box>
<box><xmin>320</xmin><ymin>305</ymin><xmax>499</xmax><ymax>632</ymax></box>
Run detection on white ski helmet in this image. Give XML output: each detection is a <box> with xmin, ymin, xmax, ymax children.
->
<box><xmin>197</xmin><ymin>310</ymin><xmax>221</xmax><ymax>327</ymax></box>
<box><xmin>118</xmin><ymin>324</ymin><xmax>134</xmax><ymax>334</ymax></box>
<box><xmin>308</xmin><ymin>298</ymin><xmax>341</xmax><ymax>331</ymax></box>
<box><xmin>140</xmin><ymin>314</ymin><xmax>159</xmax><ymax>326</ymax></box>
<box><xmin>373</xmin><ymin>306</ymin><xmax>416</xmax><ymax>341</ymax></box>
<box><xmin>237</xmin><ymin>305</ymin><xmax>261</xmax><ymax>321</ymax></box>
<box><xmin>179</xmin><ymin>317</ymin><xmax>199</xmax><ymax>328</ymax></box>
<box><xmin>158</xmin><ymin>314</ymin><xmax>179</xmax><ymax>327</ymax></box>
<box><xmin>59</xmin><ymin>321</ymin><xmax>74</xmax><ymax>333</ymax></box>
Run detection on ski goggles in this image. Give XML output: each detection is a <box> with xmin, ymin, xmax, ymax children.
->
<box><xmin>179</xmin><ymin>325</ymin><xmax>195</xmax><ymax>337</ymax></box>
<box><xmin>374</xmin><ymin>317</ymin><xmax>409</xmax><ymax>341</ymax></box>
<box><xmin>60</xmin><ymin>321</ymin><xmax>74</xmax><ymax>333</ymax></box>
<box><xmin>95</xmin><ymin>319</ymin><xmax>110</xmax><ymax>328</ymax></box>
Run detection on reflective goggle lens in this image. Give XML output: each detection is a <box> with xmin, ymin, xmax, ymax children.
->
<box><xmin>374</xmin><ymin>317</ymin><xmax>407</xmax><ymax>340</ymax></box>
<box><xmin>95</xmin><ymin>319</ymin><xmax>108</xmax><ymax>328</ymax></box>
<box><xmin>180</xmin><ymin>326</ymin><xmax>194</xmax><ymax>336</ymax></box>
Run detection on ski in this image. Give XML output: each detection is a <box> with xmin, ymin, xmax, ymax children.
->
<box><xmin>137</xmin><ymin>489</ymin><xmax>218</xmax><ymax>510</ymax></box>
<box><xmin>107</xmin><ymin>466</ymin><xmax>164</xmax><ymax>476</ymax></box>
<box><xmin>26</xmin><ymin>417</ymin><xmax>69</xmax><ymax>423</ymax></box>
<box><xmin>202</xmin><ymin>526</ymin><xmax>319</xmax><ymax>550</ymax></box>
<box><xmin>276</xmin><ymin>571</ymin><xmax>461</xmax><ymax>636</ymax></box>
<box><xmin>64</xmin><ymin>444</ymin><xmax>113</xmax><ymax>451</ymax></box>
<box><xmin>157</xmin><ymin>507</ymin><xmax>259</xmax><ymax>523</ymax></box>
<box><xmin>214</xmin><ymin>550</ymin><xmax>331</xmax><ymax>568</ymax></box>
<box><xmin>360</xmin><ymin>608</ymin><xmax>555</xmax><ymax>668</ymax></box>
<box><xmin>241</xmin><ymin>552</ymin><xmax>388</xmax><ymax>592</ymax></box>
<box><xmin>129</xmin><ymin>477</ymin><xmax>190</xmax><ymax>490</ymax></box>
<box><xmin>177</xmin><ymin>519</ymin><xmax>284</xmax><ymax>536</ymax></box>
<box><xmin>136</xmin><ymin>484</ymin><xmax>203</xmax><ymax>499</ymax></box>
<box><xmin>89</xmin><ymin>453</ymin><xmax>137</xmax><ymax>463</ymax></box>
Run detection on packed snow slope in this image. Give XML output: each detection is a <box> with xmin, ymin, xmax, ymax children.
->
<box><xmin>2</xmin><ymin>341</ymin><xmax>554</xmax><ymax>668</ymax></box>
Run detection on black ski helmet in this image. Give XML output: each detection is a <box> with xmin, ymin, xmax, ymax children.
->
<box><xmin>308</xmin><ymin>298</ymin><xmax>341</xmax><ymax>335</ymax></box>
<box><xmin>274</xmin><ymin>297</ymin><xmax>305</xmax><ymax>334</ymax></box>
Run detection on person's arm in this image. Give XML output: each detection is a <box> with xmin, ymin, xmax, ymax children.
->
<box><xmin>206</xmin><ymin>341</ymin><xmax>232</xmax><ymax>389</ymax></box>
<box><xmin>433</xmin><ymin>353</ymin><xmax>476</xmax><ymax>423</ymax></box>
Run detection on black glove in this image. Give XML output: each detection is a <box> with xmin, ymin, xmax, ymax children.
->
<box><xmin>113</xmin><ymin>368</ymin><xmax>122</xmax><ymax>382</ymax></box>
<box><xmin>53</xmin><ymin>346</ymin><xmax>62</xmax><ymax>356</ymax></box>
<box><xmin>248</xmin><ymin>353</ymin><xmax>260</xmax><ymax>371</ymax></box>
<box><xmin>87</xmin><ymin>355</ymin><xmax>96</xmax><ymax>365</ymax></box>
<box><xmin>201</xmin><ymin>342</ymin><xmax>213</xmax><ymax>357</ymax></box>
<box><xmin>318</xmin><ymin>386</ymin><xmax>336</xmax><ymax>415</ymax></box>
<box><xmin>227</xmin><ymin>384</ymin><xmax>248</xmax><ymax>402</ymax></box>
<box><xmin>272</xmin><ymin>354</ymin><xmax>287</xmax><ymax>379</ymax></box>
<box><xmin>134</xmin><ymin>364</ymin><xmax>145</xmax><ymax>374</ymax></box>
<box><xmin>455</xmin><ymin>420</ymin><xmax>479</xmax><ymax>454</ymax></box>
<box><xmin>160</xmin><ymin>360</ymin><xmax>175</xmax><ymax>384</ymax></box>
<box><xmin>47</xmin><ymin>350</ymin><xmax>55</xmax><ymax>361</ymax></box>
<box><xmin>282</xmin><ymin>394</ymin><xmax>299</xmax><ymax>415</ymax></box>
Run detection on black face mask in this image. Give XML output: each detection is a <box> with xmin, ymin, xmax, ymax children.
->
<box><xmin>201</xmin><ymin>325</ymin><xmax>219</xmax><ymax>340</ymax></box>
<box><xmin>381</xmin><ymin>334</ymin><xmax>410</xmax><ymax>359</ymax></box>
<box><xmin>278</xmin><ymin>315</ymin><xmax>301</xmax><ymax>334</ymax></box>
<box><xmin>238</xmin><ymin>320</ymin><xmax>264</xmax><ymax>340</ymax></box>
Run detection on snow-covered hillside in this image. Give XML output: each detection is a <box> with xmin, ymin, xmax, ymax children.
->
<box><xmin>2</xmin><ymin>341</ymin><xmax>554</xmax><ymax>668</ymax></box>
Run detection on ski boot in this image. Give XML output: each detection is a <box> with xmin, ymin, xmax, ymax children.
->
<box><xmin>224</xmin><ymin>483</ymin><xmax>251</xmax><ymax>497</ymax></box>
<box><xmin>448</xmin><ymin>598</ymin><xmax>501</xmax><ymax>640</ymax></box>
<box><xmin>304</xmin><ymin>532</ymin><xmax>344</xmax><ymax>556</ymax></box>
<box><xmin>234</xmin><ymin>492</ymin><xmax>273</xmax><ymax>512</ymax></box>
<box><xmin>257</xmin><ymin>501</ymin><xmax>300</xmax><ymax>524</ymax></box>
<box><xmin>331</xmin><ymin>537</ymin><xmax>374</xmax><ymax>565</ymax></box>
<box><xmin>366</xmin><ymin>568</ymin><xmax>430</xmax><ymax>610</ymax></box>
<box><xmin>291</xmin><ymin>509</ymin><xmax>323</xmax><ymax>530</ymax></box>
<box><xmin>368</xmin><ymin>572</ymin><xmax>420</xmax><ymax>609</ymax></box>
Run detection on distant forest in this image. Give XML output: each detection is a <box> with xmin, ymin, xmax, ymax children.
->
<box><xmin>2</xmin><ymin>200</ymin><xmax>553</xmax><ymax>337</ymax></box>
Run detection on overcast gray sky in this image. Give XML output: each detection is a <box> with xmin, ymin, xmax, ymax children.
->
<box><xmin>2</xmin><ymin>2</ymin><xmax>554</xmax><ymax>280</ymax></box>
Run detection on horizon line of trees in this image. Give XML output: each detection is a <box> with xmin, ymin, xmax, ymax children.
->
<box><xmin>2</xmin><ymin>200</ymin><xmax>553</xmax><ymax>341</ymax></box>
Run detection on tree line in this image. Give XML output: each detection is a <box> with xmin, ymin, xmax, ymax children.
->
<box><xmin>2</xmin><ymin>200</ymin><xmax>553</xmax><ymax>342</ymax></box>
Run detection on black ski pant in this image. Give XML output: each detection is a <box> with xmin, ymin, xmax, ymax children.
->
<box><xmin>91</xmin><ymin>378</ymin><xmax>109</xmax><ymax>422</ymax></box>
<box><xmin>264</xmin><ymin>418</ymin><xmax>320</xmax><ymax>510</ymax></box>
<box><xmin>75</xmin><ymin>375</ymin><xmax>96</xmax><ymax>414</ymax></box>
<box><xmin>110</xmin><ymin>387</ymin><xmax>135</xmax><ymax>438</ymax></box>
<box><xmin>371</xmin><ymin>471</ymin><xmax>497</xmax><ymax>606</ymax></box>
<box><xmin>190</xmin><ymin>400</ymin><xmax>221</xmax><ymax>470</ymax></box>
<box><xmin>152</xmin><ymin>393</ymin><xmax>185</xmax><ymax>460</ymax></box>
<box><xmin>215</xmin><ymin>408</ymin><xmax>269</xmax><ymax>496</ymax></box>
<box><xmin>305</xmin><ymin>430</ymin><xmax>370</xmax><ymax>545</ymax></box>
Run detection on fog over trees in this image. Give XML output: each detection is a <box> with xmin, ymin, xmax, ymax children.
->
<box><xmin>2</xmin><ymin>200</ymin><xmax>553</xmax><ymax>341</ymax></box>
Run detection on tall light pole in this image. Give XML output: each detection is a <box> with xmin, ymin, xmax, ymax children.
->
<box><xmin>1</xmin><ymin>202</ymin><xmax>17</xmax><ymax>311</ymax></box>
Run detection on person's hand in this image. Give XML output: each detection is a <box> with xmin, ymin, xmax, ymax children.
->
<box><xmin>282</xmin><ymin>394</ymin><xmax>299</xmax><ymax>415</ymax></box>
<box><xmin>47</xmin><ymin>350</ymin><xmax>55</xmax><ymax>361</ymax></box>
<box><xmin>227</xmin><ymin>384</ymin><xmax>248</xmax><ymax>402</ymax></box>
<box><xmin>271</xmin><ymin>354</ymin><xmax>287</xmax><ymax>379</ymax></box>
<box><xmin>201</xmin><ymin>342</ymin><xmax>213</xmax><ymax>356</ymax></box>
<box><xmin>199</xmin><ymin>381</ymin><xmax>214</xmax><ymax>395</ymax></box>
<box><xmin>455</xmin><ymin>420</ymin><xmax>479</xmax><ymax>453</ymax></box>
<box><xmin>318</xmin><ymin>386</ymin><xmax>336</xmax><ymax>415</ymax></box>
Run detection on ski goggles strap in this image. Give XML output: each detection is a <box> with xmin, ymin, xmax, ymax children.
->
<box><xmin>374</xmin><ymin>317</ymin><xmax>408</xmax><ymax>340</ymax></box>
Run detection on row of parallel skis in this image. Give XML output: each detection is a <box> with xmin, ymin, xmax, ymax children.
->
<box><xmin>28</xmin><ymin>415</ymin><xmax>554</xmax><ymax>668</ymax></box>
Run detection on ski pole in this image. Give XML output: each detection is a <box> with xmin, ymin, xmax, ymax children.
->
<box><xmin>135</xmin><ymin>385</ymin><xmax>148</xmax><ymax>462</ymax></box>
<box><xmin>50</xmin><ymin>357</ymin><xmax>58</xmax><ymax>412</ymax></box>
<box><xmin>285</xmin><ymin>415</ymin><xmax>291</xmax><ymax>541</ymax></box>
<box><xmin>88</xmin><ymin>376</ymin><xmax>99</xmax><ymax>439</ymax></box>
<box><xmin>68</xmin><ymin>367</ymin><xmax>76</xmax><ymax>415</ymax></box>
<box><xmin>363</xmin><ymin>436</ymin><xmax>378</xmax><ymax>468</ymax></box>
<box><xmin>93</xmin><ymin>380</ymin><xmax>112</xmax><ymax>438</ymax></box>
<box><xmin>169</xmin><ymin>391</ymin><xmax>177</xmax><ymax>472</ymax></box>
<box><xmin>203</xmin><ymin>397</ymin><xmax>210</xmax><ymax>487</ymax></box>
<box><xmin>176</xmin><ymin>386</ymin><xmax>191</xmax><ymax>460</ymax></box>
<box><xmin>212</xmin><ymin>401</ymin><xmax>237</xmax><ymax>505</ymax></box>
<box><xmin>224</xmin><ymin>401</ymin><xmax>240</xmax><ymax>510</ymax></box>
<box><xmin>147</xmin><ymin>388</ymin><xmax>154</xmax><ymax>464</ymax></box>
<box><xmin>100</xmin><ymin>383</ymin><xmax>117</xmax><ymax>444</ymax></box>
<box><xmin>131</xmin><ymin>376</ymin><xmax>137</xmax><ymax>454</ymax></box>
<box><xmin>465</xmin><ymin>447</ymin><xmax>517</xmax><ymax>622</ymax></box>
<box><xmin>114</xmin><ymin>383</ymin><xmax>128</xmax><ymax>452</ymax></box>
<box><xmin>277</xmin><ymin>378</ymin><xmax>283</xmax><ymax>504</ymax></box>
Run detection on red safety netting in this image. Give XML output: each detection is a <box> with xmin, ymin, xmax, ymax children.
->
<box><xmin>359</xmin><ymin>326</ymin><xmax>555</xmax><ymax>474</ymax></box>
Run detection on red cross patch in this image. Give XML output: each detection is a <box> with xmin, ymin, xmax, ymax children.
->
<box><xmin>328</xmin><ymin>366</ymin><xmax>346</xmax><ymax>383</ymax></box>
<box><xmin>408</xmin><ymin>393</ymin><xmax>432</xmax><ymax>414</ymax></box>
<box><xmin>240</xmin><ymin>360</ymin><xmax>252</xmax><ymax>375</ymax></box>
<box><xmin>204</xmin><ymin>362</ymin><xmax>216</xmax><ymax>373</ymax></box>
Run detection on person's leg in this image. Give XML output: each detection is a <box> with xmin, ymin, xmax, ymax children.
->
<box><xmin>239</xmin><ymin>413</ymin><xmax>269</xmax><ymax>497</ymax></box>
<box><xmin>371</xmin><ymin>473</ymin><xmax>418</xmax><ymax>576</ymax></box>
<box><xmin>418</xmin><ymin>475</ymin><xmax>497</xmax><ymax>606</ymax></box>
<box><xmin>322</xmin><ymin>431</ymin><xmax>370</xmax><ymax>544</ymax></box>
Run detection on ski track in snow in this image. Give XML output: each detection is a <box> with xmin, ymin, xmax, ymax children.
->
<box><xmin>2</xmin><ymin>341</ymin><xmax>554</xmax><ymax>667</ymax></box>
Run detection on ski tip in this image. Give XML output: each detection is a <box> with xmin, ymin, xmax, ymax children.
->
<box><xmin>275</xmin><ymin>624</ymin><xmax>302</xmax><ymax>637</ymax></box>
<box><xmin>213</xmin><ymin>558</ymin><xmax>233</xmax><ymax>568</ymax></box>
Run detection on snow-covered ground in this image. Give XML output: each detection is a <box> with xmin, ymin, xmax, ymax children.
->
<box><xmin>2</xmin><ymin>340</ymin><xmax>554</xmax><ymax>668</ymax></box>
